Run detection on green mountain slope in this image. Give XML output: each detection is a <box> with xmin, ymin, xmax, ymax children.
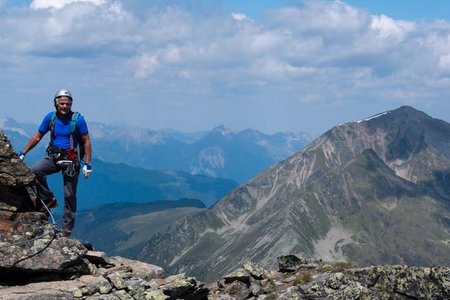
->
<box><xmin>338</xmin><ymin>149</ymin><xmax>450</xmax><ymax>266</ymax></box>
<box><xmin>72</xmin><ymin>199</ymin><xmax>206</xmax><ymax>257</ymax></box>
<box><xmin>48</xmin><ymin>158</ymin><xmax>239</xmax><ymax>209</ymax></box>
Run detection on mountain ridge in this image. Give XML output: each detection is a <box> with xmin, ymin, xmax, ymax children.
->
<box><xmin>133</xmin><ymin>106</ymin><xmax>450</xmax><ymax>282</ymax></box>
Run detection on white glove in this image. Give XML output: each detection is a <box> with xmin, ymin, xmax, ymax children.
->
<box><xmin>83</xmin><ymin>164</ymin><xmax>93</xmax><ymax>179</ymax></box>
<box><xmin>19</xmin><ymin>151</ymin><xmax>25</xmax><ymax>161</ymax></box>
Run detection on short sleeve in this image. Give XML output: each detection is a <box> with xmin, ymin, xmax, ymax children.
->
<box><xmin>76</xmin><ymin>114</ymin><xmax>89</xmax><ymax>135</ymax></box>
<box><xmin>38</xmin><ymin>112</ymin><xmax>54</xmax><ymax>134</ymax></box>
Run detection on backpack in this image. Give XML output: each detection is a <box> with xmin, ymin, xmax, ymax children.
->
<box><xmin>48</xmin><ymin>111</ymin><xmax>85</xmax><ymax>161</ymax></box>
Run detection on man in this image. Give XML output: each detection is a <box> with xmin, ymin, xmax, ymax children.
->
<box><xmin>20</xmin><ymin>89</ymin><xmax>92</xmax><ymax>237</ymax></box>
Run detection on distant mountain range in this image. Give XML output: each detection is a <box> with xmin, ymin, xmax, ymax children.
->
<box><xmin>85</xmin><ymin>123</ymin><xmax>311</xmax><ymax>182</ymax></box>
<box><xmin>1</xmin><ymin>118</ymin><xmax>311</xmax><ymax>208</ymax></box>
<box><xmin>0</xmin><ymin>118</ymin><xmax>312</xmax><ymax>183</ymax></box>
<box><xmin>121</xmin><ymin>106</ymin><xmax>450</xmax><ymax>282</ymax></box>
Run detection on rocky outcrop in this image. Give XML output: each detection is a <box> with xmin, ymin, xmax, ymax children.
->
<box><xmin>0</xmin><ymin>131</ymin><xmax>36</xmax><ymax>211</ymax></box>
<box><xmin>208</xmin><ymin>255</ymin><xmax>450</xmax><ymax>299</ymax></box>
<box><xmin>0</xmin><ymin>130</ymin><xmax>88</xmax><ymax>281</ymax></box>
<box><xmin>0</xmin><ymin>253</ymin><xmax>168</xmax><ymax>299</ymax></box>
<box><xmin>0</xmin><ymin>213</ymin><xmax>86</xmax><ymax>274</ymax></box>
<box><xmin>1</xmin><ymin>252</ymin><xmax>449</xmax><ymax>299</ymax></box>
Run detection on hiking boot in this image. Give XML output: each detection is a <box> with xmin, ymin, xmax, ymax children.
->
<box><xmin>82</xmin><ymin>242</ymin><xmax>94</xmax><ymax>250</ymax></box>
<box><xmin>44</xmin><ymin>197</ymin><xmax>58</xmax><ymax>209</ymax></box>
<box><xmin>40</xmin><ymin>197</ymin><xmax>58</xmax><ymax>217</ymax></box>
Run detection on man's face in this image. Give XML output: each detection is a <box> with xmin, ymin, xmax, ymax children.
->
<box><xmin>55</xmin><ymin>97</ymin><xmax>72</xmax><ymax>116</ymax></box>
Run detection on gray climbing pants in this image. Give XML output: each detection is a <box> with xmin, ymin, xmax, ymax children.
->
<box><xmin>31</xmin><ymin>157</ymin><xmax>80</xmax><ymax>233</ymax></box>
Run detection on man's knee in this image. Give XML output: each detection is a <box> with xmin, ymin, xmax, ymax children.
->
<box><xmin>30</xmin><ymin>164</ymin><xmax>39</xmax><ymax>174</ymax></box>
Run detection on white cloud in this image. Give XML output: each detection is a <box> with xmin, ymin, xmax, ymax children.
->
<box><xmin>269</xmin><ymin>0</ymin><xmax>369</xmax><ymax>34</ymax></box>
<box><xmin>2</xmin><ymin>0</ymin><xmax>450</xmax><ymax>134</ymax></box>
<box><xmin>370</xmin><ymin>15</ymin><xmax>416</xmax><ymax>42</ymax></box>
<box><xmin>31</xmin><ymin>0</ymin><xmax>106</xmax><ymax>10</ymax></box>
<box><xmin>231</xmin><ymin>13</ymin><xmax>248</xmax><ymax>21</ymax></box>
<box><xmin>0</xmin><ymin>0</ymin><xmax>132</xmax><ymax>56</ymax></box>
<box><xmin>132</xmin><ymin>53</ymin><xmax>160</xmax><ymax>78</ymax></box>
<box><xmin>251</xmin><ymin>57</ymin><xmax>316</xmax><ymax>80</ymax></box>
<box><xmin>161</xmin><ymin>46</ymin><xmax>182</xmax><ymax>64</ymax></box>
<box><xmin>439</xmin><ymin>53</ymin><xmax>450</xmax><ymax>72</ymax></box>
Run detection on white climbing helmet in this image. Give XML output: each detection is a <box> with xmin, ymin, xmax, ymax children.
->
<box><xmin>54</xmin><ymin>89</ymin><xmax>73</xmax><ymax>102</ymax></box>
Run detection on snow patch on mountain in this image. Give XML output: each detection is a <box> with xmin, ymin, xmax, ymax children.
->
<box><xmin>356</xmin><ymin>110</ymin><xmax>392</xmax><ymax>123</ymax></box>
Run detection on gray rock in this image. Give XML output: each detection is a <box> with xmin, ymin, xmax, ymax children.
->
<box><xmin>111</xmin><ymin>256</ymin><xmax>164</xmax><ymax>281</ymax></box>
<box><xmin>277</xmin><ymin>253</ymin><xmax>309</xmax><ymax>272</ymax></box>
<box><xmin>242</xmin><ymin>261</ymin><xmax>269</xmax><ymax>280</ymax></box>
<box><xmin>107</xmin><ymin>272</ymin><xmax>128</xmax><ymax>290</ymax></box>
<box><xmin>0</xmin><ymin>218</ymin><xmax>87</xmax><ymax>274</ymax></box>
<box><xmin>160</xmin><ymin>273</ymin><xmax>198</xmax><ymax>299</ymax></box>
<box><xmin>222</xmin><ymin>268</ymin><xmax>251</xmax><ymax>284</ymax></box>
<box><xmin>85</xmin><ymin>250</ymin><xmax>115</xmax><ymax>266</ymax></box>
<box><xmin>350</xmin><ymin>265</ymin><xmax>450</xmax><ymax>299</ymax></box>
<box><xmin>223</xmin><ymin>280</ymin><xmax>251</xmax><ymax>300</ymax></box>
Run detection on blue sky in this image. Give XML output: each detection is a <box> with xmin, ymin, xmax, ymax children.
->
<box><xmin>1</xmin><ymin>0</ymin><xmax>450</xmax><ymax>135</ymax></box>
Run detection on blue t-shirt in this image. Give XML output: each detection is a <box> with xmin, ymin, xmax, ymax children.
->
<box><xmin>38</xmin><ymin>111</ymin><xmax>89</xmax><ymax>150</ymax></box>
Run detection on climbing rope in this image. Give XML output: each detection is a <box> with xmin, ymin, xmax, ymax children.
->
<box><xmin>39</xmin><ymin>198</ymin><xmax>57</xmax><ymax>225</ymax></box>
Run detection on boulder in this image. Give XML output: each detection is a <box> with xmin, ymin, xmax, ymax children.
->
<box><xmin>111</xmin><ymin>256</ymin><xmax>164</xmax><ymax>281</ymax></box>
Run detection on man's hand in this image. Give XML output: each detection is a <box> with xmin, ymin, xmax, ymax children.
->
<box><xmin>83</xmin><ymin>163</ymin><xmax>93</xmax><ymax>179</ymax></box>
<box><xmin>19</xmin><ymin>151</ymin><xmax>25</xmax><ymax>161</ymax></box>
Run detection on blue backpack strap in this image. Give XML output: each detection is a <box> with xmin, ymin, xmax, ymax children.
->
<box><xmin>71</xmin><ymin>112</ymin><xmax>85</xmax><ymax>161</ymax></box>
<box><xmin>69</xmin><ymin>112</ymin><xmax>80</xmax><ymax>150</ymax></box>
<box><xmin>70</xmin><ymin>112</ymin><xmax>79</xmax><ymax>135</ymax></box>
<box><xmin>48</xmin><ymin>111</ymin><xmax>57</xmax><ymax>146</ymax></box>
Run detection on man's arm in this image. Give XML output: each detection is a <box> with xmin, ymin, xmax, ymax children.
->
<box><xmin>80</xmin><ymin>133</ymin><xmax>92</xmax><ymax>164</ymax></box>
<box><xmin>21</xmin><ymin>131</ymin><xmax>45</xmax><ymax>155</ymax></box>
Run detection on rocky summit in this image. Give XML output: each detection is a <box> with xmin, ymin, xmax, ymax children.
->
<box><xmin>136</xmin><ymin>106</ymin><xmax>450</xmax><ymax>282</ymax></box>
<box><xmin>1</xmin><ymin>128</ymin><xmax>450</xmax><ymax>298</ymax></box>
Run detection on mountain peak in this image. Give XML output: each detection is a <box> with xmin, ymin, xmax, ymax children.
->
<box><xmin>354</xmin><ymin>105</ymin><xmax>429</xmax><ymax>125</ymax></box>
<box><xmin>386</xmin><ymin>105</ymin><xmax>431</xmax><ymax>120</ymax></box>
<box><xmin>211</xmin><ymin>125</ymin><xmax>235</xmax><ymax>136</ymax></box>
